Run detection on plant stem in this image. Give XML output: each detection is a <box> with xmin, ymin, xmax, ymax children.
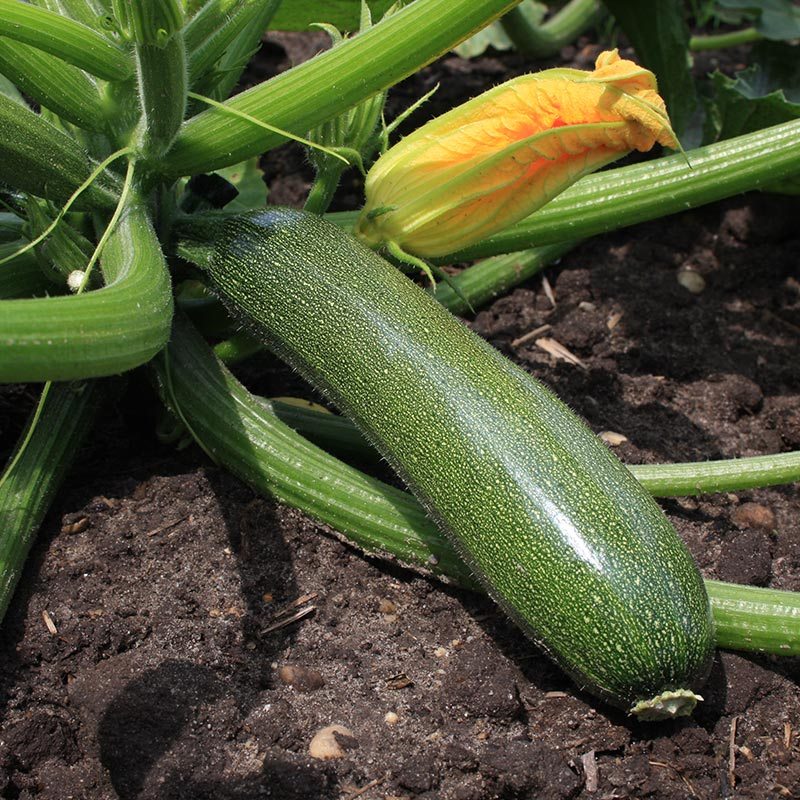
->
<box><xmin>0</xmin><ymin>92</ymin><xmax>120</xmax><ymax>210</ymax></box>
<box><xmin>159</xmin><ymin>316</ymin><xmax>800</xmax><ymax>656</ymax></box>
<box><xmin>213</xmin><ymin>331</ymin><xmax>263</xmax><ymax>364</ymax></box>
<box><xmin>0</xmin><ymin>200</ymin><xmax>173</xmax><ymax>382</ymax></box>
<box><xmin>501</xmin><ymin>0</ymin><xmax>599</xmax><ymax>58</ymax></box>
<box><xmin>431</xmin><ymin>242</ymin><xmax>576</xmax><ymax>315</ymax></box>
<box><xmin>164</xmin><ymin>0</ymin><xmax>521</xmax><ymax>177</ymax></box>
<box><xmin>0</xmin><ymin>379</ymin><xmax>106</xmax><ymax>622</ymax></box>
<box><xmin>304</xmin><ymin>166</ymin><xmax>347</xmax><ymax>216</ymax></box>
<box><xmin>630</xmin><ymin>452</ymin><xmax>800</xmax><ymax>496</ymax></box>
<box><xmin>689</xmin><ymin>27</ymin><xmax>762</xmax><ymax>51</ymax></box>
<box><xmin>0</xmin><ymin>1</ymin><xmax>132</xmax><ymax>81</ymax></box>
<box><xmin>0</xmin><ymin>38</ymin><xmax>108</xmax><ymax>132</ymax></box>
<box><xmin>706</xmin><ymin>580</ymin><xmax>800</xmax><ymax>655</ymax></box>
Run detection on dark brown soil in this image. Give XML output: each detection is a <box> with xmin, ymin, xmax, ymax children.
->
<box><xmin>2</xmin><ymin>31</ymin><xmax>800</xmax><ymax>800</ymax></box>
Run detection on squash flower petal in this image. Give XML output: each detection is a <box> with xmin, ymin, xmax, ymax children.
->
<box><xmin>356</xmin><ymin>50</ymin><xmax>679</xmax><ymax>259</ymax></box>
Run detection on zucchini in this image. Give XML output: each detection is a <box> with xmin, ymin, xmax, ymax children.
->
<box><xmin>199</xmin><ymin>208</ymin><xmax>715</xmax><ymax>719</ymax></box>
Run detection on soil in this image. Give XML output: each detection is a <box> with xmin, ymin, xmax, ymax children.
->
<box><xmin>2</xmin><ymin>28</ymin><xmax>800</xmax><ymax>800</ymax></box>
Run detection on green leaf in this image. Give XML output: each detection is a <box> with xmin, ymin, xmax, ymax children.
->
<box><xmin>269</xmin><ymin>0</ymin><xmax>396</xmax><ymax>31</ymax></box>
<box><xmin>710</xmin><ymin>43</ymin><xmax>800</xmax><ymax>141</ymax></box>
<box><xmin>602</xmin><ymin>0</ymin><xmax>698</xmax><ymax>141</ymax></box>
<box><xmin>717</xmin><ymin>0</ymin><xmax>800</xmax><ymax>41</ymax></box>
<box><xmin>453</xmin><ymin>19</ymin><xmax>514</xmax><ymax>58</ymax></box>
<box><xmin>216</xmin><ymin>158</ymin><xmax>267</xmax><ymax>211</ymax></box>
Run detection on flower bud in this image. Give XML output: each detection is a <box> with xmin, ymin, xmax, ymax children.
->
<box><xmin>356</xmin><ymin>49</ymin><xmax>679</xmax><ymax>258</ymax></box>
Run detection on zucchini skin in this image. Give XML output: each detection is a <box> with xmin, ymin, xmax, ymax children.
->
<box><xmin>204</xmin><ymin>208</ymin><xmax>715</xmax><ymax>714</ymax></box>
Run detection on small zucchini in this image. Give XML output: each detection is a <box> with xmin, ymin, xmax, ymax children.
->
<box><xmin>200</xmin><ymin>208</ymin><xmax>715</xmax><ymax>719</ymax></box>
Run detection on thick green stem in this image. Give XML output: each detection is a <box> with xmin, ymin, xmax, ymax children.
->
<box><xmin>213</xmin><ymin>330</ymin><xmax>263</xmax><ymax>364</ymax></box>
<box><xmin>0</xmin><ymin>38</ymin><xmax>108</xmax><ymax>132</ymax></box>
<box><xmin>431</xmin><ymin>242</ymin><xmax>576</xmax><ymax>315</ymax></box>
<box><xmin>183</xmin><ymin>0</ymin><xmax>244</xmax><ymax>52</ymax></box>
<box><xmin>0</xmin><ymin>199</ymin><xmax>173</xmax><ymax>382</ymax></box>
<box><xmin>304</xmin><ymin>166</ymin><xmax>347</xmax><ymax>216</ymax></box>
<box><xmin>160</xmin><ymin>316</ymin><xmax>800</xmax><ymax>656</ymax></box>
<box><xmin>0</xmin><ymin>92</ymin><xmax>120</xmax><ymax>210</ymax></box>
<box><xmin>242</xmin><ymin>392</ymin><xmax>800</xmax><ymax>497</ymax></box>
<box><xmin>0</xmin><ymin>379</ymin><xmax>106</xmax><ymax>622</ymax></box>
<box><xmin>163</xmin><ymin>0</ymin><xmax>520</xmax><ymax>177</ymax></box>
<box><xmin>0</xmin><ymin>1</ymin><xmax>132</xmax><ymax>81</ymax></box>
<box><xmin>630</xmin><ymin>452</ymin><xmax>800</xmax><ymax>497</ymax></box>
<box><xmin>135</xmin><ymin>37</ymin><xmax>188</xmax><ymax>158</ymax></box>
<box><xmin>501</xmin><ymin>0</ymin><xmax>599</xmax><ymax>58</ymax></box>
<box><xmin>707</xmin><ymin>580</ymin><xmax>800</xmax><ymax>656</ymax></box>
<box><xmin>689</xmin><ymin>27</ymin><xmax>762</xmax><ymax>51</ymax></box>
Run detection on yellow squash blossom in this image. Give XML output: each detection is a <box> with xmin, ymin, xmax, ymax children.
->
<box><xmin>356</xmin><ymin>50</ymin><xmax>679</xmax><ymax>259</ymax></box>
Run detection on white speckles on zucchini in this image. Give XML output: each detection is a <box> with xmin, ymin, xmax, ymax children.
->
<box><xmin>202</xmin><ymin>208</ymin><xmax>716</xmax><ymax>717</ymax></box>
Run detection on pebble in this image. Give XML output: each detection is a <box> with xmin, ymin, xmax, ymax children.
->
<box><xmin>277</xmin><ymin>664</ymin><xmax>325</xmax><ymax>692</ymax></box>
<box><xmin>677</xmin><ymin>268</ymin><xmax>706</xmax><ymax>294</ymax></box>
<box><xmin>599</xmin><ymin>431</ymin><xmax>628</xmax><ymax>447</ymax></box>
<box><xmin>308</xmin><ymin>724</ymin><xmax>358</xmax><ymax>760</ymax></box>
<box><xmin>732</xmin><ymin>502</ymin><xmax>776</xmax><ymax>532</ymax></box>
<box><xmin>384</xmin><ymin>711</ymin><xmax>400</xmax><ymax>726</ymax></box>
<box><xmin>378</xmin><ymin>598</ymin><xmax>397</xmax><ymax>615</ymax></box>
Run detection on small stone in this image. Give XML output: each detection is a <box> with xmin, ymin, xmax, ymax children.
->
<box><xmin>277</xmin><ymin>664</ymin><xmax>325</xmax><ymax>692</ymax></box>
<box><xmin>732</xmin><ymin>502</ymin><xmax>776</xmax><ymax>532</ymax></box>
<box><xmin>384</xmin><ymin>711</ymin><xmax>399</xmax><ymax>726</ymax></box>
<box><xmin>378</xmin><ymin>598</ymin><xmax>397</xmax><ymax>615</ymax></box>
<box><xmin>308</xmin><ymin>724</ymin><xmax>358</xmax><ymax>760</ymax></box>
<box><xmin>599</xmin><ymin>431</ymin><xmax>628</xmax><ymax>447</ymax></box>
<box><xmin>677</xmin><ymin>268</ymin><xmax>706</xmax><ymax>294</ymax></box>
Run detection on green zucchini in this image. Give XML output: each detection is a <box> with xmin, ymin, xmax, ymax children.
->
<box><xmin>198</xmin><ymin>208</ymin><xmax>715</xmax><ymax>719</ymax></box>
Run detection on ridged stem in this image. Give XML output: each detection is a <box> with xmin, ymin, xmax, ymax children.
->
<box><xmin>500</xmin><ymin>0</ymin><xmax>599</xmax><ymax>58</ymax></box>
<box><xmin>163</xmin><ymin>0</ymin><xmax>520</xmax><ymax>177</ymax></box>
<box><xmin>0</xmin><ymin>379</ymin><xmax>106</xmax><ymax>622</ymax></box>
<box><xmin>706</xmin><ymin>580</ymin><xmax>800</xmax><ymax>656</ymax></box>
<box><xmin>160</xmin><ymin>316</ymin><xmax>800</xmax><ymax>656</ymax></box>
<box><xmin>432</xmin><ymin>241</ymin><xmax>577</xmax><ymax>315</ymax></box>
<box><xmin>0</xmin><ymin>0</ymin><xmax>132</xmax><ymax>81</ymax></box>
<box><xmin>182</xmin><ymin>0</ymin><xmax>244</xmax><ymax>52</ymax></box>
<box><xmin>187</xmin><ymin>0</ymin><xmax>261</xmax><ymax>83</ymax></box>
<box><xmin>0</xmin><ymin>38</ymin><xmax>108</xmax><ymax>132</ymax></box>
<box><xmin>0</xmin><ymin>92</ymin><xmax>120</xmax><ymax>209</ymax></box>
<box><xmin>244</xmin><ymin>394</ymin><xmax>800</xmax><ymax>497</ymax></box>
<box><xmin>134</xmin><ymin>36</ymin><xmax>187</xmax><ymax>158</ymax></box>
<box><xmin>689</xmin><ymin>27</ymin><xmax>762</xmax><ymax>51</ymax></box>
<box><xmin>0</xmin><ymin>199</ymin><xmax>173</xmax><ymax>382</ymax></box>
